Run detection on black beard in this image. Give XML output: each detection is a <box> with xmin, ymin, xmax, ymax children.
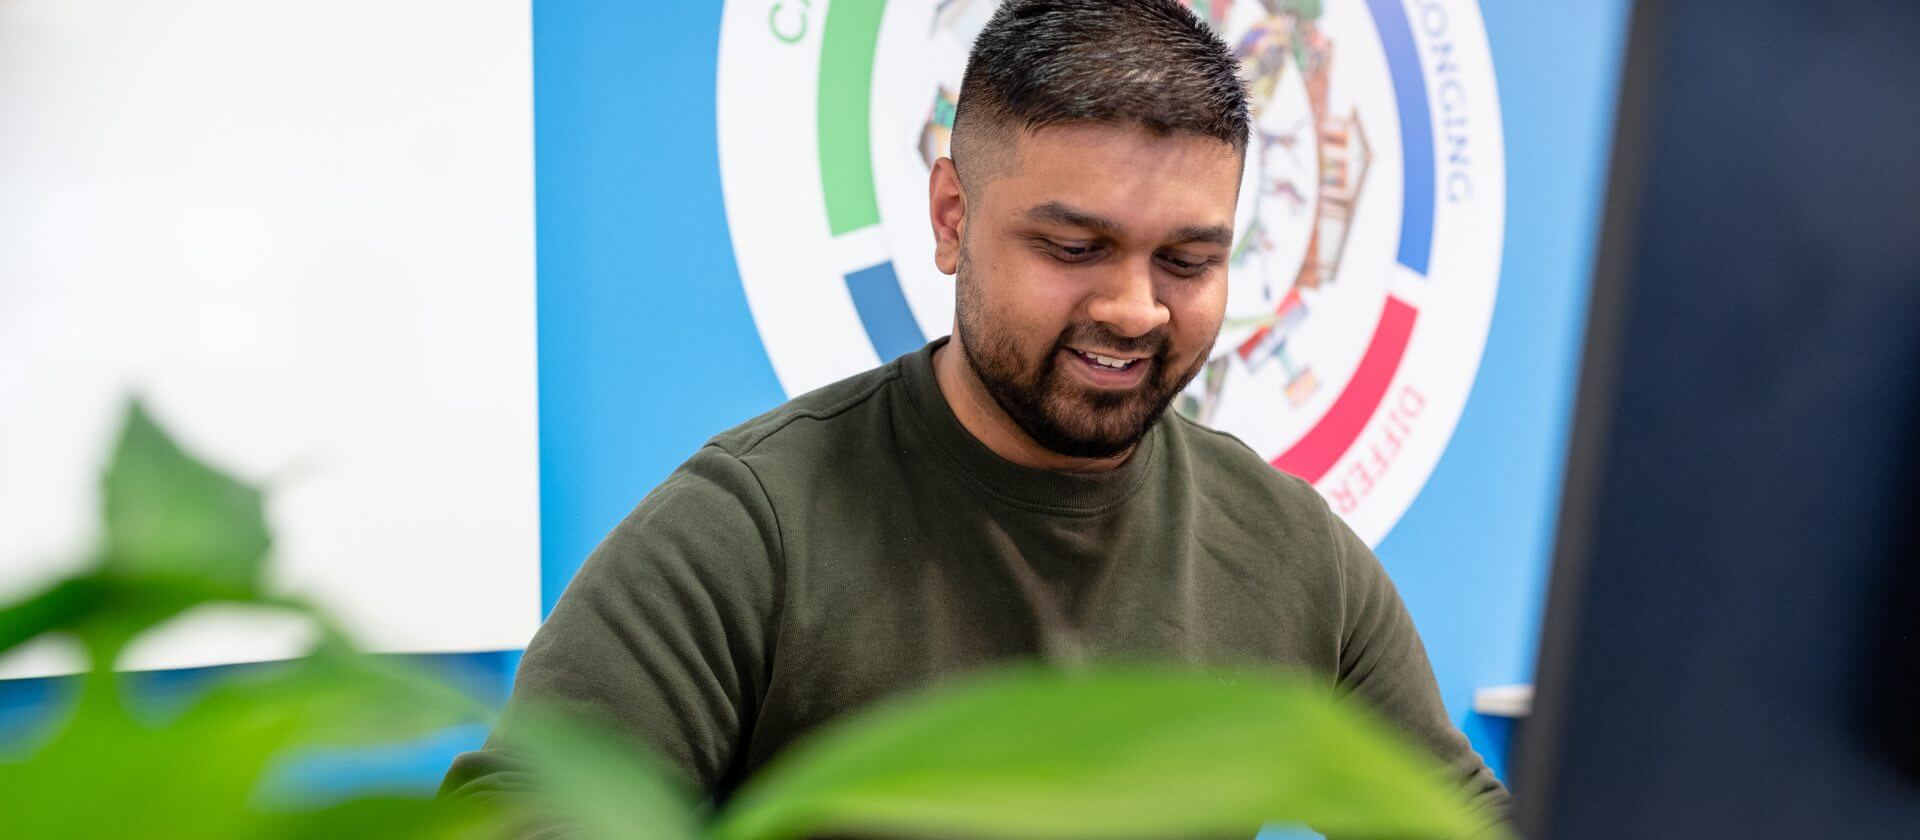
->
<box><xmin>955</xmin><ymin>268</ymin><xmax>1210</xmax><ymax>460</ymax></box>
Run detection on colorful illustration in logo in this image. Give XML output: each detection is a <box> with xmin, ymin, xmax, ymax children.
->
<box><xmin>718</xmin><ymin>0</ymin><xmax>1505</xmax><ymax>545</ymax></box>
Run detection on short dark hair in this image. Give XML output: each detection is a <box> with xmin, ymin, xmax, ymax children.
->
<box><xmin>951</xmin><ymin>0</ymin><xmax>1250</xmax><ymax>188</ymax></box>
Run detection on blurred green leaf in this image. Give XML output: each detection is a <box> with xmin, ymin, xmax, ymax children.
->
<box><xmin>0</xmin><ymin>577</ymin><xmax>98</xmax><ymax>658</ymax></box>
<box><xmin>0</xmin><ymin>666</ymin><xmax>294</xmax><ymax>839</ymax></box>
<box><xmin>249</xmin><ymin>795</ymin><xmax>500</xmax><ymax>840</ymax></box>
<box><xmin>711</xmin><ymin>663</ymin><xmax>1507</xmax><ymax>840</ymax></box>
<box><xmin>102</xmin><ymin>398</ymin><xmax>270</xmax><ymax>591</ymax></box>
<box><xmin>0</xmin><ymin>571</ymin><xmax>258</xmax><ymax>667</ymax></box>
<box><xmin>492</xmin><ymin>709</ymin><xmax>702</xmax><ymax>840</ymax></box>
<box><xmin>223</xmin><ymin>629</ymin><xmax>491</xmax><ymax>750</ymax></box>
<box><xmin>0</xmin><ymin>635</ymin><xmax>492</xmax><ymax>839</ymax></box>
<box><xmin>0</xmin><ymin>396</ymin><xmax>498</xmax><ymax>839</ymax></box>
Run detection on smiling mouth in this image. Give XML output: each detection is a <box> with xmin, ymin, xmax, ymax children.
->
<box><xmin>1070</xmin><ymin>348</ymin><xmax>1143</xmax><ymax>371</ymax></box>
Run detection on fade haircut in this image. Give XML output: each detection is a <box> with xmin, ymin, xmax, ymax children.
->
<box><xmin>950</xmin><ymin>0</ymin><xmax>1251</xmax><ymax>195</ymax></box>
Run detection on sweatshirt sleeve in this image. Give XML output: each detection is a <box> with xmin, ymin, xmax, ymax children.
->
<box><xmin>1326</xmin><ymin>501</ymin><xmax>1512</xmax><ymax>834</ymax></box>
<box><xmin>441</xmin><ymin>443</ymin><xmax>782</xmax><ymax>812</ymax></box>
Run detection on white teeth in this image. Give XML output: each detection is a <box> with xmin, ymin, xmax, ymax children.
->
<box><xmin>1080</xmin><ymin>351</ymin><xmax>1134</xmax><ymax>369</ymax></box>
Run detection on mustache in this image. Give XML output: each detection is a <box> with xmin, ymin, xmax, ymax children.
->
<box><xmin>1055</xmin><ymin>323</ymin><xmax>1169</xmax><ymax>358</ymax></box>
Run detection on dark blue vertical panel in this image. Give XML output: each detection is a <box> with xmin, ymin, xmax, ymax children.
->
<box><xmin>1520</xmin><ymin>0</ymin><xmax>1920</xmax><ymax>835</ymax></box>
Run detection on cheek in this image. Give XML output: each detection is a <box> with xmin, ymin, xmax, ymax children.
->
<box><xmin>1167</xmin><ymin>277</ymin><xmax>1229</xmax><ymax>351</ymax></box>
<box><xmin>976</xmin><ymin>250</ymin><xmax>1081</xmax><ymax>342</ymax></box>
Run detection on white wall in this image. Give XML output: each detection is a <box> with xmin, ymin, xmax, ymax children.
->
<box><xmin>0</xmin><ymin>0</ymin><xmax>540</xmax><ymax>676</ymax></box>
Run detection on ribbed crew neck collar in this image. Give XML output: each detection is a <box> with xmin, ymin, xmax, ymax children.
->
<box><xmin>897</xmin><ymin>337</ymin><xmax>1161</xmax><ymax>515</ymax></box>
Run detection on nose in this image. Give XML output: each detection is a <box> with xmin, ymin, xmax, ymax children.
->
<box><xmin>1085</xmin><ymin>258</ymin><xmax>1170</xmax><ymax>339</ymax></box>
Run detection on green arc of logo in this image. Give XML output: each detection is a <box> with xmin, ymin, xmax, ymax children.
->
<box><xmin>819</xmin><ymin>0</ymin><xmax>886</xmax><ymax>237</ymax></box>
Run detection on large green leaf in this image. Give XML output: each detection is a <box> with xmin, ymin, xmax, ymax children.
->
<box><xmin>248</xmin><ymin>795</ymin><xmax>501</xmax><ymax>840</ymax></box>
<box><xmin>0</xmin><ymin>577</ymin><xmax>100</xmax><ymax>658</ymax></box>
<box><xmin>0</xmin><ymin>571</ymin><xmax>257</xmax><ymax>667</ymax></box>
<box><xmin>101</xmin><ymin>398</ymin><xmax>271</xmax><ymax>591</ymax></box>
<box><xmin>0</xmin><ymin>397</ymin><xmax>496</xmax><ymax>838</ymax></box>
<box><xmin>0</xmin><ymin>665</ymin><xmax>297</xmax><ymax>839</ymax></box>
<box><xmin>488</xmin><ymin>709</ymin><xmax>703</xmax><ymax>840</ymax></box>
<box><xmin>231</xmin><ymin>628</ymin><xmax>492</xmax><ymax>750</ymax></box>
<box><xmin>0</xmin><ymin>400</ymin><xmax>277</xmax><ymax>668</ymax></box>
<box><xmin>710</xmin><ymin>663</ymin><xmax>1508</xmax><ymax>840</ymax></box>
<box><xmin>0</xmin><ymin>640</ymin><xmax>493</xmax><ymax>839</ymax></box>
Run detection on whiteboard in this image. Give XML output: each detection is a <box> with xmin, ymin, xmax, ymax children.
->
<box><xmin>0</xmin><ymin>0</ymin><xmax>540</xmax><ymax>677</ymax></box>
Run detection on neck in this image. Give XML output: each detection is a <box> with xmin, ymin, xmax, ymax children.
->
<box><xmin>932</xmin><ymin>338</ymin><xmax>1134</xmax><ymax>474</ymax></box>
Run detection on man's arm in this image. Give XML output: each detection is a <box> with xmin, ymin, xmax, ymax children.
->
<box><xmin>1325</xmin><ymin>501</ymin><xmax>1512</xmax><ymax>827</ymax></box>
<box><xmin>442</xmin><ymin>444</ymin><xmax>782</xmax><ymax>806</ymax></box>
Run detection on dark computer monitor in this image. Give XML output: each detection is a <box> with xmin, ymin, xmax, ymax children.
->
<box><xmin>1513</xmin><ymin>1</ymin><xmax>1920</xmax><ymax>837</ymax></box>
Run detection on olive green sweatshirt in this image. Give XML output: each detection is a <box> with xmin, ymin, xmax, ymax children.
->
<box><xmin>445</xmin><ymin>338</ymin><xmax>1508</xmax><ymax>830</ymax></box>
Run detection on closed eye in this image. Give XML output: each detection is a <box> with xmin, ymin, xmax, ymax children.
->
<box><xmin>1038</xmin><ymin>239</ymin><xmax>1103</xmax><ymax>263</ymax></box>
<box><xmin>1156</xmin><ymin>252</ymin><xmax>1218</xmax><ymax>277</ymax></box>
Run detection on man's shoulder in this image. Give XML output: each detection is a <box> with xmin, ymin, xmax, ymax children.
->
<box><xmin>1163</xmin><ymin>411</ymin><xmax>1334</xmax><ymax>526</ymax></box>
<box><xmin>621</xmin><ymin>361</ymin><xmax>908</xmax><ymax>547</ymax></box>
<box><xmin>705</xmin><ymin>358</ymin><xmax>906</xmax><ymax>461</ymax></box>
<box><xmin>1165</xmin><ymin>412</ymin><xmax>1320</xmax><ymax>492</ymax></box>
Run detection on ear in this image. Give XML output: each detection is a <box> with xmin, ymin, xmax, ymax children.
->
<box><xmin>929</xmin><ymin>157</ymin><xmax>967</xmax><ymax>276</ymax></box>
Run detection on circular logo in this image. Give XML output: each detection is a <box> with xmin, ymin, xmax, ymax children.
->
<box><xmin>717</xmin><ymin>0</ymin><xmax>1504</xmax><ymax>545</ymax></box>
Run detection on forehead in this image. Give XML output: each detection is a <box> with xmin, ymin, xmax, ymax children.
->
<box><xmin>980</xmin><ymin>122</ymin><xmax>1243</xmax><ymax>239</ymax></box>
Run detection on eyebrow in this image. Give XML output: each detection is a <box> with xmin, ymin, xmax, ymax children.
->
<box><xmin>1024</xmin><ymin>201</ymin><xmax>1126</xmax><ymax>239</ymax></box>
<box><xmin>1022</xmin><ymin>201</ymin><xmax>1234</xmax><ymax>248</ymax></box>
<box><xmin>1167</xmin><ymin>223</ymin><xmax>1236</xmax><ymax>248</ymax></box>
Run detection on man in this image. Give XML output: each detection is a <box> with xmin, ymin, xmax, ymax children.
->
<box><xmin>446</xmin><ymin>0</ymin><xmax>1508</xmax><ymax>827</ymax></box>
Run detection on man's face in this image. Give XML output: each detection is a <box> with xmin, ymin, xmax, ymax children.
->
<box><xmin>935</xmin><ymin>123</ymin><xmax>1242</xmax><ymax>459</ymax></box>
